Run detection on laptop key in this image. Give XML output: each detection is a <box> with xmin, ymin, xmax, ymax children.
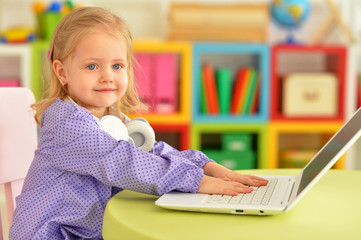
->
<box><xmin>262</xmin><ymin>179</ymin><xmax>278</xmax><ymax>205</ymax></box>
<box><xmin>251</xmin><ymin>185</ymin><xmax>268</xmax><ymax>204</ymax></box>
<box><xmin>229</xmin><ymin>194</ymin><xmax>244</xmax><ymax>204</ymax></box>
<box><xmin>207</xmin><ymin>195</ymin><xmax>222</xmax><ymax>203</ymax></box>
<box><xmin>240</xmin><ymin>189</ymin><xmax>257</xmax><ymax>204</ymax></box>
<box><xmin>219</xmin><ymin>195</ymin><xmax>232</xmax><ymax>204</ymax></box>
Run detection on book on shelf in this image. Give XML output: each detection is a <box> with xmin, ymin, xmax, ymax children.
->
<box><xmin>154</xmin><ymin>54</ymin><xmax>178</xmax><ymax>113</ymax></box>
<box><xmin>250</xmin><ymin>77</ymin><xmax>261</xmax><ymax>114</ymax></box>
<box><xmin>216</xmin><ymin>68</ymin><xmax>232</xmax><ymax>114</ymax></box>
<box><xmin>242</xmin><ymin>69</ymin><xmax>259</xmax><ymax>115</ymax></box>
<box><xmin>199</xmin><ymin>71</ymin><xmax>208</xmax><ymax>114</ymax></box>
<box><xmin>202</xmin><ymin>63</ymin><xmax>220</xmax><ymax>114</ymax></box>
<box><xmin>230</xmin><ymin>68</ymin><xmax>248</xmax><ymax>114</ymax></box>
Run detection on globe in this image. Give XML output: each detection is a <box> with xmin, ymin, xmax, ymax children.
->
<box><xmin>271</xmin><ymin>0</ymin><xmax>310</xmax><ymax>27</ymax></box>
<box><xmin>271</xmin><ymin>0</ymin><xmax>311</xmax><ymax>43</ymax></box>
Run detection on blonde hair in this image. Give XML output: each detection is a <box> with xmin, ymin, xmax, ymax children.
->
<box><xmin>32</xmin><ymin>6</ymin><xmax>146</xmax><ymax>125</ymax></box>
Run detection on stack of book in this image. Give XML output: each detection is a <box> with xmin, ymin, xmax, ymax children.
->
<box><xmin>200</xmin><ymin>62</ymin><xmax>260</xmax><ymax>116</ymax></box>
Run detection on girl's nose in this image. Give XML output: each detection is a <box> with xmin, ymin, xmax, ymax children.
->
<box><xmin>100</xmin><ymin>68</ymin><xmax>114</xmax><ymax>83</ymax></box>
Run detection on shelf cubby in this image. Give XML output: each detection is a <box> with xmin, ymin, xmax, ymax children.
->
<box><xmin>192</xmin><ymin>42</ymin><xmax>270</xmax><ymax>123</ymax></box>
<box><xmin>268</xmin><ymin>122</ymin><xmax>345</xmax><ymax>169</ymax></box>
<box><xmin>152</xmin><ymin>123</ymin><xmax>189</xmax><ymax>151</ymax></box>
<box><xmin>270</xmin><ymin>45</ymin><xmax>346</xmax><ymax>122</ymax></box>
<box><xmin>0</xmin><ymin>44</ymin><xmax>31</xmax><ymax>88</ymax></box>
<box><xmin>191</xmin><ymin>123</ymin><xmax>268</xmax><ymax>168</ymax></box>
<box><xmin>131</xmin><ymin>40</ymin><xmax>192</xmax><ymax>125</ymax></box>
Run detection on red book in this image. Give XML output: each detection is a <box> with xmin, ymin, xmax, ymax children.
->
<box><xmin>250</xmin><ymin>77</ymin><xmax>261</xmax><ymax>114</ymax></box>
<box><xmin>202</xmin><ymin>63</ymin><xmax>219</xmax><ymax>114</ymax></box>
<box><xmin>230</xmin><ymin>68</ymin><xmax>247</xmax><ymax>114</ymax></box>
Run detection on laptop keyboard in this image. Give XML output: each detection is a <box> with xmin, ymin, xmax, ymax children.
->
<box><xmin>206</xmin><ymin>178</ymin><xmax>278</xmax><ymax>205</ymax></box>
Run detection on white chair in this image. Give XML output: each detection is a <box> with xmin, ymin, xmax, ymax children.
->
<box><xmin>0</xmin><ymin>88</ymin><xmax>37</xmax><ymax>240</ymax></box>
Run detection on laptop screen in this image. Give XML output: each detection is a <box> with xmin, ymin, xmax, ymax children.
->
<box><xmin>297</xmin><ymin>108</ymin><xmax>361</xmax><ymax>196</ymax></box>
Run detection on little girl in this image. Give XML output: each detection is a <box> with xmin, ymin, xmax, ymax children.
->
<box><xmin>10</xmin><ymin>7</ymin><xmax>267</xmax><ymax>239</ymax></box>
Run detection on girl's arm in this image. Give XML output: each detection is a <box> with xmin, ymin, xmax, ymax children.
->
<box><xmin>47</xmin><ymin>110</ymin><xmax>203</xmax><ymax>196</ymax></box>
<box><xmin>151</xmin><ymin>140</ymin><xmax>215</xmax><ymax>169</ymax></box>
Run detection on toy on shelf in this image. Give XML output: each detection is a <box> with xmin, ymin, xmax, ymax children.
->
<box><xmin>32</xmin><ymin>1</ymin><xmax>78</xmax><ymax>40</ymax></box>
<box><xmin>0</xmin><ymin>27</ymin><xmax>36</xmax><ymax>43</ymax></box>
<box><xmin>308</xmin><ymin>0</ymin><xmax>355</xmax><ymax>45</ymax></box>
<box><xmin>270</xmin><ymin>0</ymin><xmax>310</xmax><ymax>44</ymax></box>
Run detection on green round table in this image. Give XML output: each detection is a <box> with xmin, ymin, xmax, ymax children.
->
<box><xmin>103</xmin><ymin>169</ymin><xmax>361</xmax><ymax>240</ymax></box>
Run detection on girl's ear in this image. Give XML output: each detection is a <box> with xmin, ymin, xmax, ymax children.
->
<box><xmin>53</xmin><ymin>60</ymin><xmax>67</xmax><ymax>86</ymax></box>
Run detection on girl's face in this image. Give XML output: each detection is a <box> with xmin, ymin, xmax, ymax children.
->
<box><xmin>54</xmin><ymin>30</ymin><xmax>128</xmax><ymax>118</ymax></box>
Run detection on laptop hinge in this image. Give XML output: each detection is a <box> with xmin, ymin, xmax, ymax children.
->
<box><xmin>281</xmin><ymin>178</ymin><xmax>295</xmax><ymax>205</ymax></box>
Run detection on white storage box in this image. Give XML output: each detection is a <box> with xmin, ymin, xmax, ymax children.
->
<box><xmin>283</xmin><ymin>73</ymin><xmax>338</xmax><ymax>117</ymax></box>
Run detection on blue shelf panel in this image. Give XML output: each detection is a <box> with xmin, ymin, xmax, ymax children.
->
<box><xmin>192</xmin><ymin>42</ymin><xmax>270</xmax><ymax>123</ymax></box>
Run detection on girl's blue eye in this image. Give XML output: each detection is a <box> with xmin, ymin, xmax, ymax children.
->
<box><xmin>87</xmin><ymin>64</ymin><xmax>96</xmax><ymax>70</ymax></box>
<box><xmin>113</xmin><ymin>64</ymin><xmax>121</xmax><ymax>70</ymax></box>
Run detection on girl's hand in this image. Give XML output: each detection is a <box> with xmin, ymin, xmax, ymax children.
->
<box><xmin>197</xmin><ymin>175</ymin><xmax>253</xmax><ymax>196</ymax></box>
<box><xmin>203</xmin><ymin>162</ymin><xmax>268</xmax><ymax>187</ymax></box>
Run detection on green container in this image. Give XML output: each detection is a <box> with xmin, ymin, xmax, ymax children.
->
<box><xmin>43</xmin><ymin>12</ymin><xmax>63</xmax><ymax>40</ymax></box>
<box><xmin>203</xmin><ymin>149</ymin><xmax>256</xmax><ymax>170</ymax></box>
<box><xmin>222</xmin><ymin>133</ymin><xmax>252</xmax><ymax>152</ymax></box>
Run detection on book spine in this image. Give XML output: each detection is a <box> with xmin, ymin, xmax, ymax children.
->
<box><xmin>216</xmin><ymin>68</ymin><xmax>232</xmax><ymax>114</ymax></box>
<box><xmin>202</xmin><ymin>63</ymin><xmax>219</xmax><ymax>114</ymax></box>
<box><xmin>242</xmin><ymin>69</ymin><xmax>258</xmax><ymax>115</ymax></box>
<box><xmin>199</xmin><ymin>71</ymin><xmax>208</xmax><ymax>114</ymax></box>
<box><xmin>250</xmin><ymin>76</ymin><xmax>261</xmax><ymax>114</ymax></box>
<box><xmin>236</xmin><ymin>68</ymin><xmax>251</xmax><ymax>114</ymax></box>
<box><xmin>230</xmin><ymin>68</ymin><xmax>247</xmax><ymax>115</ymax></box>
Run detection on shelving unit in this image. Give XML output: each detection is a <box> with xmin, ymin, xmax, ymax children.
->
<box><xmin>10</xmin><ymin>39</ymin><xmax>357</xmax><ymax>169</ymax></box>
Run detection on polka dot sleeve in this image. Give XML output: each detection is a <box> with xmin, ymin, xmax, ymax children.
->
<box><xmin>44</xmin><ymin>99</ymin><xmax>204</xmax><ymax>195</ymax></box>
<box><xmin>152</xmin><ymin>140</ymin><xmax>215</xmax><ymax>169</ymax></box>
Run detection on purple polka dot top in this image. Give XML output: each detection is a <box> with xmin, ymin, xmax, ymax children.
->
<box><xmin>9</xmin><ymin>98</ymin><xmax>212</xmax><ymax>239</ymax></box>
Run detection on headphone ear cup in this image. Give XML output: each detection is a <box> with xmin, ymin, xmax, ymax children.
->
<box><xmin>99</xmin><ymin>115</ymin><xmax>129</xmax><ymax>141</ymax></box>
<box><xmin>126</xmin><ymin>118</ymin><xmax>155</xmax><ymax>152</ymax></box>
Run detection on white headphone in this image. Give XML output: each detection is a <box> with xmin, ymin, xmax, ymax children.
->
<box><xmin>99</xmin><ymin>115</ymin><xmax>155</xmax><ymax>152</ymax></box>
<box><xmin>65</xmin><ymin>96</ymin><xmax>155</xmax><ymax>152</ymax></box>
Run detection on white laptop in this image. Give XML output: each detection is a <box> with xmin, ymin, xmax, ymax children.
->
<box><xmin>156</xmin><ymin>107</ymin><xmax>361</xmax><ymax>215</ymax></box>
